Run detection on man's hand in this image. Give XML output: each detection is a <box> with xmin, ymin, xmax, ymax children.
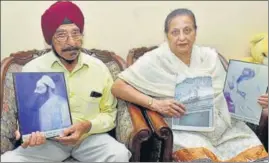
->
<box><xmin>15</xmin><ymin>130</ymin><xmax>20</xmax><ymax>140</ymax></box>
<box><xmin>258</xmin><ymin>94</ymin><xmax>268</xmax><ymax>109</ymax></box>
<box><xmin>55</xmin><ymin>121</ymin><xmax>91</xmax><ymax>145</ymax></box>
<box><xmin>150</xmin><ymin>99</ymin><xmax>186</xmax><ymax>117</ymax></box>
<box><xmin>15</xmin><ymin>130</ymin><xmax>46</xmax><ymax>148</ymax></box>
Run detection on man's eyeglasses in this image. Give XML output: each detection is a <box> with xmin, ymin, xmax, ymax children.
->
<box><xmin>54</xmin><ymin>30</ymin><xmax>83</xmax><ymax>43</ymax></box>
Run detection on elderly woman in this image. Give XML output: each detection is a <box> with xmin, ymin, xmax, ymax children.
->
<box><xmin>112</xmin><ymin>8</ymin><xmax>268</xmax><ymax>162</ymax></box>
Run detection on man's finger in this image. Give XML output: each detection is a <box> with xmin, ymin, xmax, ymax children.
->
<box><xmin>21</xmin><ymin>139</ymin><xmax>29</xmax><ymax>148</ymax></box>
<box><xmin>58</xmin><ymin>136</ymin><xmax>74</xmax><ymax>142</ymax></box>
<box><xmin>15</xmin><ymin>130</ymin><xmax>21</xmax><ymax>140</ymax></box>
<box><xmin>58</xmin><ymin>132</ymin><xmax>77</xmax><ymax>141</ymax></box>
<box><xmin>35</xmin><ymin>132</ymin><xmax>43</xmax><ymax>145</ymax></box>
<box><xmin>60</xmin><ymin>128</ymin><xmax>75</xmax><ymax>137</ymax></box>
<box><xmin>41</xmin><ymin>133</ymin><xmax>46</xmax><ymax>144</ymax></box>
<box><xmin>29</xmin><ymin>132</ymin><xmax>37</xmax><ymax>146</ymax></box>
<box><xmin>57</xmin><ymin>134</ymin><xmax>78</xmax><ymax>145</ymax></box>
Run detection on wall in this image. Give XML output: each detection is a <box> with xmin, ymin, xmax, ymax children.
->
<box><xmin>1</xmin><ymin>1</ymin><xmax>268</xmax><ymax>60</ymax></box>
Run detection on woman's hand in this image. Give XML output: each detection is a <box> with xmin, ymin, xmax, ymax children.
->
<box><xmin>258</xmin><ymin>94</ymin><xmax>268</xmax><ymax>109</ymax></box>
<box><xmin>150</xmin><ymin>99</ymin><xmax>186</xmax><ymax>117</ymax></box>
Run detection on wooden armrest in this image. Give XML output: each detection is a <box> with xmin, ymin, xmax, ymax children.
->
<box><xmin>145</xmin><ymin>110</ymin><xmax>172</xmax><ymax>139</ymax></box>
<box><xmin>145</xmin><ymin>109</ymin><xmax>173</xmax><ymax>161</ymax></box>
<box><xmin>128</xmin><ymin>103</ymin><xmax>151</xmax><ymax>142</ymax></box>
<box><xmin>127</xmin><ymin>103</ymin><xmax>152</xmax><ymax>161</ymax></box>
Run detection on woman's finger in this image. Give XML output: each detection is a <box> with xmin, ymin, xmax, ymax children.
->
<box><xmin>169</xmin><ymin>107</ymin><xmax>181</xmax><ymax>117</ymax></box>
<box><xmin>258</xmin><ymin>100</ymin><xmax>268</xmax><ymax>107</ymax></box>
<box><xmin>174</xmin><ymin>102</ymin><xmax>186</xmax><ymax>111</ymax></box>
<box><xmin>167</xmin><ymin>111</ymin><xmax>174</xmax><ymax>118</ymax></box>
<box><xmin>258</xmin><ymin>97</ymin><xmax>268</xmax><ymax>102</ymax></box>
<box><xmin>171</xmin><ymin>104</ymin><xmax>185</xmax><ymax>115</ymax></box>
<box><xmin>258</xmin><ymin>99</ymin><xmax>268</xmax><ymax>104</ymax></box>
<box><xmin>171</xmin><ymin>99</ymin><xmax>186</xmax><ymax>111</ymax></box>
<box><xmin>162</xmin><ymin>109</ymin><xmax>173</xmax><ymax>117</ymax></box>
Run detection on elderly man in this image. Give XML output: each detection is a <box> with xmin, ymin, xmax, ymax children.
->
<box><xmin>1</xmin><ymin>1</ymin><xmax>130</xmax><ymax>162</ymax></box>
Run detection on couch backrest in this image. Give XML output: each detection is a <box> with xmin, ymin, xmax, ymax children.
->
<box><xmin>126</xmin><ymin>46</ymin><xmax>158</xmax><ymax>67</ymax></box>
<box><xmin>126</xmin><ymin>46</ymin><xmax>229</xmax><ymax>71</ymax></box>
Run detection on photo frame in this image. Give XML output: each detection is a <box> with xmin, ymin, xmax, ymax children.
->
<box><xmin>172</xmin><ymin>76</ymin><xmax>215</xmax><ymax>132</ymax></box>
<box><xmin>223</xmin><ymin>60</ymin><xmax>268</xmax><ymax>125</ymax></box>
<box><xmin>13</xmin><ymin>72</ymin><xmax>72</xmax><ymax>140</ymax></box>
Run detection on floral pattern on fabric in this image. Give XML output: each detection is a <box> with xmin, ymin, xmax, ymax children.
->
<box><xmin>1</xmin><ymin>64</ymin><xmax>23</xmax><ymax>154</ymax></box>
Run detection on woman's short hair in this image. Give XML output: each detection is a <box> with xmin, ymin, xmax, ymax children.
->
<box><xmin>164</xmin><ymin>8</ymin><xmax>197</xmax><ymax>33</ymax></box>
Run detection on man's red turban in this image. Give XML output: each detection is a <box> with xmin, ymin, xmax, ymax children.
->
<box><xmin>41</xmin><ymin>1</ymin><xmax>84</xmax><ymax>45</ymax></box>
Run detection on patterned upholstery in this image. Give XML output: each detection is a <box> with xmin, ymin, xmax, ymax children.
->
<box><xmin>1</xmin><ymin>64</ymin><xmax>22</xmax><ymax>154</ymax></box>
<box><xmin>0</xmin><ymin>48</ymin><xmax>135</xmax><ymax>161</ymax></box>
<box><xmin>115</xmin><ymin>100</ymin><xmax>134</xmax><ymax>147</ymax></box>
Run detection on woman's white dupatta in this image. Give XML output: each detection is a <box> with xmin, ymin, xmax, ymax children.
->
<box><xmin>118</xmin><ymin>42</ymin><xmax>231</xmax><ymax>127</ymax></box>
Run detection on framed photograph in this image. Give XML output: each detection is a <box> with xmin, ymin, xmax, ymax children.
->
<box><xmin>13</xmin><ymin>72</ymin><xmax>72</xmax><ymax>141</ymax></box>
<box><xmin>172</xmin><ymin>76</ymin><xmax>214</xmax><ymax>132</ymax></box>
<box><xmin>223</xmin><ymin>60</ymin><xmax>268</xmax><ymax>125</ymax></box>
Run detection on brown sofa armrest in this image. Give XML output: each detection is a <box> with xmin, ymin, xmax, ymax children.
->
<box><xmin>144</xmin><ymin>110</ymin><xmax>173</xmax><ymax>161</ymax></box>
<box><xmin>145</xmin><ymin>110</ymin><xmax>171</xmax><ymax>138</ymax></box>
<box><xmin>128</xmin><ymin>103</ymin><xmax>152</xmax><ymax>161</ymax></box>
<box><xmin>128</xmin><ymin>104</ymin><xmax>151</xmax><ymax>140</ymax></box>
<box><xmin>116</xmin><ymin>100</ymin><xmax>151</xmax><ymax>161</ymax></box>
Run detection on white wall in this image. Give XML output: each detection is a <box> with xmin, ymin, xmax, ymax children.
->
<box><xmin>1</xmin><ymin>1</ymin><xmax>268</xmax><ymax>60</ymax></box>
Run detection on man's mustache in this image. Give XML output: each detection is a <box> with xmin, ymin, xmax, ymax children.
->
<box><xmin>62</xmin><ymin>47</ymin><xmax>80</xmax><ymax>52</ymax></box>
